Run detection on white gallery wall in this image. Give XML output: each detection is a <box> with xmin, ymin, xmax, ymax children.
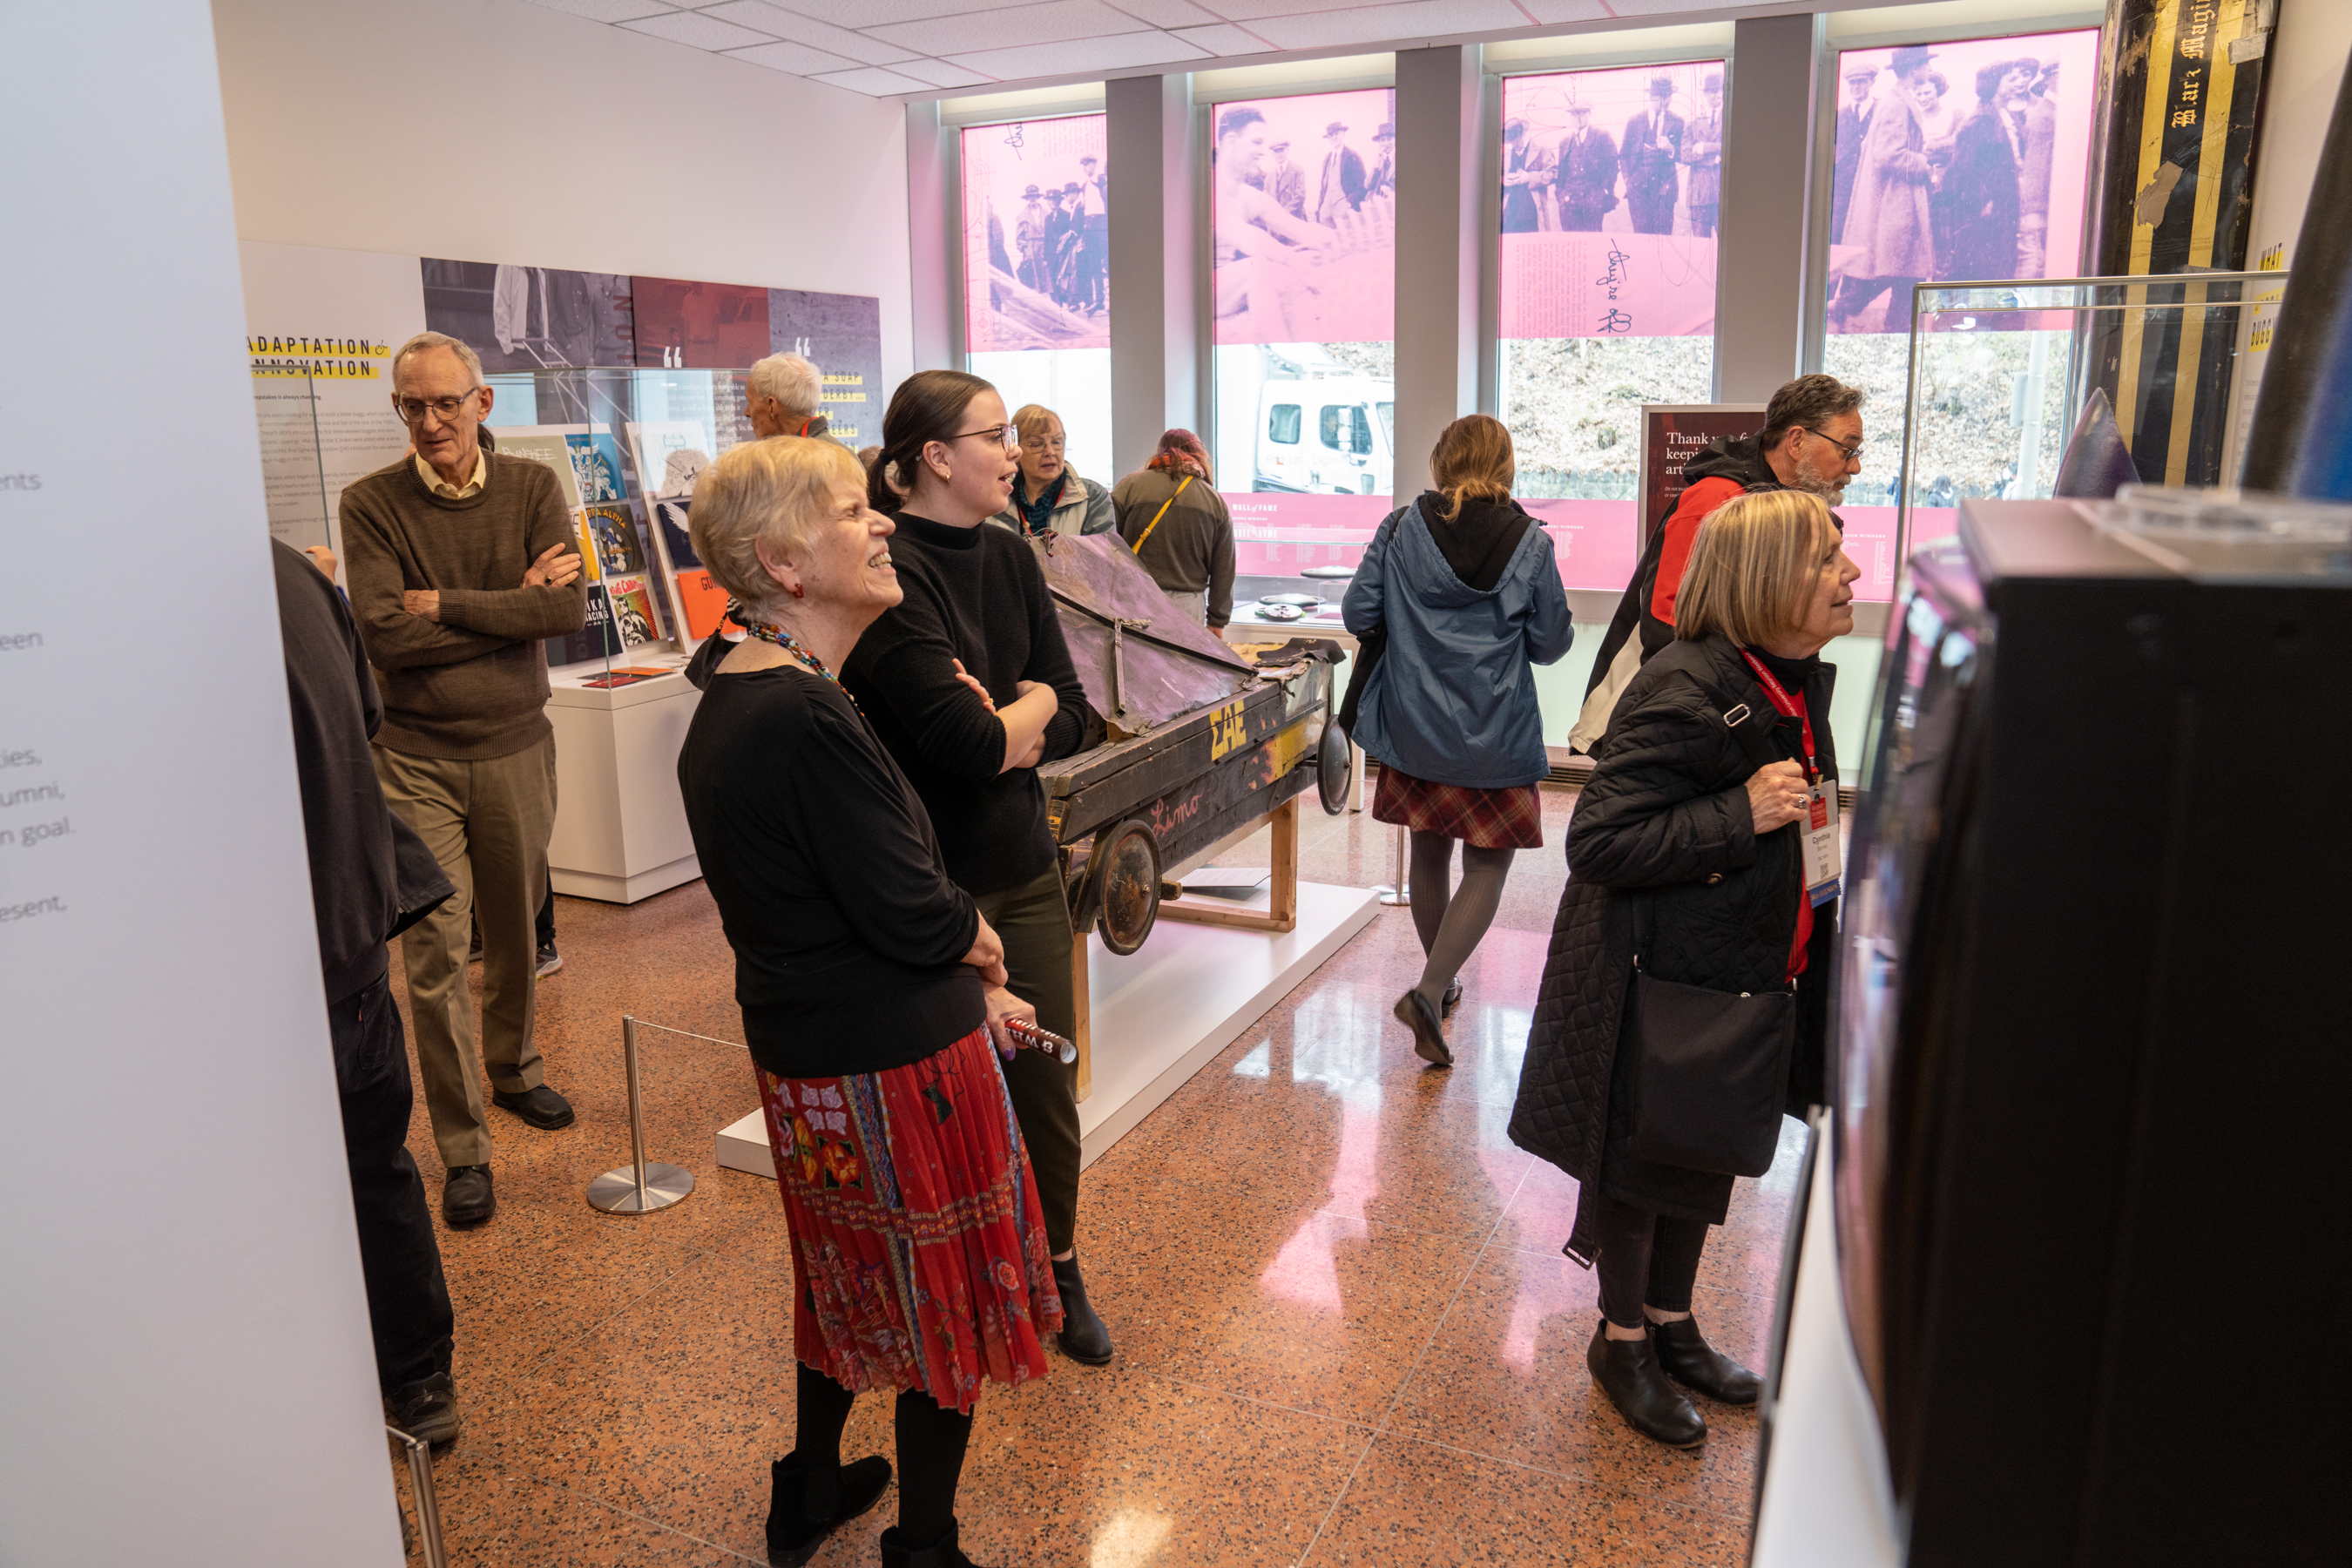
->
<box><xmin>210</xmin><ymin>0</ymin><xmax>919</xmax><ymax>390</ymax></box>
<box><xmin>2</xmin><ymin>1</ymin><xmax>402</xmax><ymax>1564</ymax></box>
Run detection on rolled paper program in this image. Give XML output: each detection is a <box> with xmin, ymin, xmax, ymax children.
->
<box><xmin>1006</xmin><ymin>1017</ymin><xmax>1079</xmax><ymax>1064</ymax></box>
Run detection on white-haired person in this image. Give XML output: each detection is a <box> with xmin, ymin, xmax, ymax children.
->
<box><xmin>747</xmin><ymin>351</ymin><xmax>829</xmax><ymax>440</ymax></box>
<box><xmin>676</xmin><ymin>435</ymin><xmax>1062</xmax><ymax>1568</ymax></box>
<box><xmin>988</xmin><ymin>403</ymin><xmax>1115</xmax><ymax>538</ymax></box>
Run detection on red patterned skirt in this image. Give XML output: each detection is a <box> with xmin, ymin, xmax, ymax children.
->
<box><xmin>755</xmin><ymin>1026</ymin><xmax>1062</xmax><ymax>1413</ymax></box>
<box><xmin>1371</xmin><ymin>764</ymin><xmax>1544</xmax><ymax>849</ymax></box>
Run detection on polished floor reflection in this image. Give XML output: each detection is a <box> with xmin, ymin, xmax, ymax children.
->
<box><xmin>387</xmin><ymin>793</ymin><xmax>1802</xmax><ymax>1564</ymax></box>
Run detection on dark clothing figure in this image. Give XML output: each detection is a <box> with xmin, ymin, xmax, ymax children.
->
<box><xmin>1939</xmin><ymin>101</ymin><xmax>2023</xmax><ymax>282</ymax></box>
<box><xmin>1831</xmin><ymin>96</ymin><xmax>1876</xmax><ymax>245</ymax></box>
<box><xmin>1501</xmin><ymin>136</ymin><xmax>1551</xmax><ymax>233</ymax></box>
<box><xmin>1553</xmin><ymin>125</ymin><xmax>1619</xmax><ymax>232</ymax></box>
<box><xmin>1680</xmin><ymin>104</ymin><xmax>1724</xmax><ymax>239</ymax></box>
<box><xmin>1317</xmin><ymin>142</ymin><xmax>1368</xmax><ymax>223</ymax></box>
<box><xmin>270</xmin><ymin>539</ymin><xmax>456</xmax><ymax>1403</ymax></box>
<box><xmin>1266</xmin><ymin>154</ymin><xmax>1308</xmax><ymax>220</ymax></box>
<box><xmin>986</xmin><ymin>206</ymin><xmax>1012</xmax><ymax>308</ymax></box>
<box><xmin>1839</xmin><ymin>84</ymin><xmax>1935</xmax><ymax>325</ymax></box>
<box><xmin>1621</xmin><ymin>105</ymin><xmax>1686</xmax><ymax>235</ymax></box>
<box><xmin>1016</xmin><ymin>198</ymin><xmax>1051</xmax><ymax>294</ymax></box>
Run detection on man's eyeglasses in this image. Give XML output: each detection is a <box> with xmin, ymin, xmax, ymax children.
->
<box><xmin>1802</xmin><ymin>428</ymin><xmax>1863</xmax><ymax>464</ymax></box>
<box><xmin>950</xmin><ymin>422</ymin><xmax>1019</xmax><ymax>451</ymax></box>
<box><xmin>393</xmin><ymin>389</ymin><xmax>483</xmax><ymax>425</ymax></box>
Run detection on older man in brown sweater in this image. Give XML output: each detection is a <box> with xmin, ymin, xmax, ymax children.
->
<box><xmin>341</xmin><ymin>331</ymin><xmax>587</xmax><ymax>1227</ymax></box>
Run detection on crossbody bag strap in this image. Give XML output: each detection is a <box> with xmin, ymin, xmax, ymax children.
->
<box><xmin>1681</xmin><ymin>671</ymin><xmax>1784</xmax><ymax>773</ymax></box>
<box><xmin>1129</xmin><ymin>474</ymin><xmax>1193</xmax><ymax>553</ymax></box>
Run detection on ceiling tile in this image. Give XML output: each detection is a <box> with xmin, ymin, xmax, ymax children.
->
<box><xmin>722</xmin><ymin>37</ymin><xmax>862</xmax><ymax>72</ymax></box>
<box><xmin>1593</xmin><ymin>0</ymin><xmax>1742</xmax><ymax>13</ymax></box>
<box><xmin>890</xmin><ymin>57</ymin><xmax>998</xmax><ymax>87</ymax></box>
<box><xmin>525</xmin><ymin>0</ymin><xmax>678</xmax><ymax>23</ymax></box>
<box><xmin>618</xmin><ymin>8</ymin><xmax>778</xmax><ymax>48</ymax></box>
<box><xmin>944</xmin><ymin>29</ymin><xmax>1210</xmax><ymax>77</ymax></box>
<box><xmin>1516</xmin><ymin>0</ymin><xmax>1612</xmax><ymax>20</ymax></box>
<box><xmin>1100</xmin><ymin>0</ymin><xmax>1223</xmax><ymax>24</ymax></box>
<box><xmin>749</xmin><ymin>0</ymin><xmax>988</xmax><ymax>24</ymax></box>
<box><xmin>1193</xmin><ymin>0</ymin><xmax>1388</xmax><ymax>19</ymax></box>
<box><xmin>690</xmin><ymin>3</ymin><xmax>923</xmax><ymax>63</ymax></box>
<box><xmin>1240</xmin><ymin>0</ymin><xmax>1529</xmax><ymax>49</ymax></box>
<box><xmin>864</xmin><ymin>0</ymin><xmax>1151</xmax><ymax>54</ymax></box>
<box><xmin>810</xmin><ymin>64</ymin><xmax>943</xmax><ymax>94</ymax></box>
<box><xmin>1168</xmin><ymin>22</ymin><xmax>1271</xmax><ymax>55</ymax></box>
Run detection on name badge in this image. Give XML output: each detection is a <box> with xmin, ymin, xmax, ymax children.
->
<box><xmin>1803</xmin><ymin>781</ymin><xmax>1842</xmax><ymax>906</ymax></box>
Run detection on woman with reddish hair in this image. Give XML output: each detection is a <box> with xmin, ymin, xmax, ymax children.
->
<box><xmin>1112</xmin><ymin>429</ymin><xmax>1235</xmax><ymax>628</ymax></box>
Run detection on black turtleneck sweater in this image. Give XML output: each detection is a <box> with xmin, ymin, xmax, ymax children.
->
<box><xmin>841</xmin><ymin>512</ymin><xmax>1092</xmax><ymax>896</ymax></box>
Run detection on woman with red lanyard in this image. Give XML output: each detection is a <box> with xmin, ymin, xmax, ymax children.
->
<box><xmin>1508</xmin><ymin>490</ymin><xmax>1858</xmax><ymax>1450</ymax></box>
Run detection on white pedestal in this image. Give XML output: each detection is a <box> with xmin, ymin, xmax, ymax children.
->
<box><xmin>545</xmin><ymin>666</ymin><xmax>702</xmax><ymax>904</ymax></box>
<box><xmin>716</xmin><ymin>879</ymin><xmax>1382</xmax><ymax>1177</ymax></box>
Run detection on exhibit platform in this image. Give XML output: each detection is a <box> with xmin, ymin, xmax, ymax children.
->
<box><xmin>546</xmin><ymin>662</ymin><xmax>702</xmax><ymax>904</ymax></box>
<box><xmin>715</xmin><ymin>877</ymin><xmax>1382</xmax><ymax>1176</ymax></box>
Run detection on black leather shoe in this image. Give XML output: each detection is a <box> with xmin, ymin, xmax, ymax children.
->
<box><xmin>1586</xmin><ymin>1319</ymin><xmax>1705</xmax><ymax>1448</ymax></box>
<box><xmin>492</xmin><ymin>1084</ymin><xmax>575</xmax><ymax>1130</ymax></box>
<box><xmin>443</xmin><ymin>1165</ymin><xmax>496</xmax><ymax>1227</ymax></box>
<box><xmin>1394</xmin><ymin>988</ymin><xmax>1451</xmax><ymax>1066</ymax></box>
<box><xmin>1649</xmin><ymin>1315</ymin><xmax>1761</xmax><ymax>1404</ymax></box>
<box><xmin>1442</xmin><ymin>980</ymin><xmax>1463</xmax><ymax>1020</ymax></box>
<box><xmin>385</xmin><ymin>1371</ymin><xmax>463</xmax><ymax>1446</ymax></box>
<box><xmin>880</xmin><ymin>1519</ymin><xmax>983</xmax><ymax>1567</ymax></box>
<box><xmin>1051</xmin><ymin>1254</ymin><xmax>1115</xmax><ymax>1365</ymax></box>
<box><xmin>765</xmin><ymin>1449</ymin><xmax>890</xmax><ymax>1567</ymax></box>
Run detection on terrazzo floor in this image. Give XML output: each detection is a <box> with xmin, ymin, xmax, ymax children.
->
<box><xmin>384</xmin><ymin>789</ymin><xmax>1806</xmax><ymax>1565</ymax></box>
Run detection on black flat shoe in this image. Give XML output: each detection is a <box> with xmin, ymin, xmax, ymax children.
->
<box><xmin>1051</xmin><ymin>1254</ymin><xmax>1114</xmax><ymax>1365</ymax></box>
<box><xmin>1649</xmin><ymin>1315</ymin><xmax>1761</xmax><ymax>1404</ymax></box>
<box><xmin>492</xmin><ymin>1084</ymin><xmax>575</xmax><ymax>1130</ymax></box>
<box><xmin>880</xmin><ymin>1519</ymin><xmax>984</xmax><ymax>1567</ymax></box>
<box><xmin>384</xmin><ymin>1371</ymin><xmax>463</xmax><ymax>1447</ymax></box>
<box><xmin>1393</xmin><ymin>989</ymin><xmax>1451</xmax><ymax>1067</ymax></box>
<box><xmin>1585</xmin><ymin>1319</ymin><xmax>1705</xmax><ymax>1448</ymax></box>
<box><xmin>443</xmin><ymin>1164</ymin><xmax>496</xmax><ymax>1227</ymax></box>
<box><xmin>766</xmin><ymin>1450</ymin><xmax>891</xmax><ymax>1566</ymax></box>
<box><xmin>1442</xmin><ymin>980</ymin><xmax>1463</xmax><ymax>1020</ymax></box>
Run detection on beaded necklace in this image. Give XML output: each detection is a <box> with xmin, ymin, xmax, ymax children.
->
<box><xmin>745</xmin><ymin>618</ymin><xmax>859</xmax><ymax>713</ymax></box>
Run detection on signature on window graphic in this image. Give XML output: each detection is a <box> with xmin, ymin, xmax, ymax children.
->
<box><xmin>1595</xmin><ymin>241</ymin><xmax>1635</xmax><ymax>334</ymax></box>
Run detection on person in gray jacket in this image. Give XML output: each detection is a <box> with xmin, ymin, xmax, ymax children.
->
<box><xmin>989</xmin><ymin>403</ymin><xmax>1115</xmax><ymax>539</ymax></box>
<box><xmin>1343</xmin><ymin>415</ymin><xmax>1574</xmax><ymax>1067</ymax></box>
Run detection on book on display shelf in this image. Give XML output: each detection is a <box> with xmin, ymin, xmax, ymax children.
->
<box><xmin>584</xmin><ymin>502</ymin><xmax>646</xmax><ymax>577</ymax></box>
<box><xmin>607</xmin><ymin>575</ymin><xmax>665</xmax><ymax>646</ymax></box>
<box><xmin>490</xmin><ymin>429</ymin><xmax>585</xmax><ymax>509</ymax></box>
<box><xmin>564</xmin><ymin>431</ymin><xmax>629</xmax><ymax>504</ymax></box>
<box><xmin>551</xmin><ymin>584</ymin><xmax>624</xmax><ymax>666</ymax></box>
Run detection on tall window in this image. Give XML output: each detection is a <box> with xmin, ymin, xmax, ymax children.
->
<box><xmin>1497</xmin><ymin>61</ymin><xmax>1722</xmax><ymax>593</ymax></box>
<box><xmin>961</xmin><ymin>114</ymin><xmax>1112</xmax><ymax>483</ymax></box>
<box><xmin>1209</xmin><ymin>87</ymin><xmax>1397</xmax><ymax>576</ymax></box>
<box><xmin>1821</xmin><ymin>28</ymin><xmax>2099</xmax><ymax>591</ymax></box>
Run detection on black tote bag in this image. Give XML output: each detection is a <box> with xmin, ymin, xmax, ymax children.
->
<box><xmin>1619</xmin><ymin>966</ymin><xmax>1796</xmax><ymax>1177</ymax></box>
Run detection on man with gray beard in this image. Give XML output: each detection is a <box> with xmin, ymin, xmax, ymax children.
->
<box><xmin>1571</xmin><ymin>375</ymin><xmax>1865</xmax><ymax>750</ymax></box>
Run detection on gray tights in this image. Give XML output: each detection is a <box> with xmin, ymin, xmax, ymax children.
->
<box><xmin>1407</xmin><ymin>831</ymin><xmax>1514</xmax><ymax>1007</ymax></box>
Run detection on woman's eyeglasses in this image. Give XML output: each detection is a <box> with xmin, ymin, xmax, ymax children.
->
<box><xmin>950</xmin><ymin>422</ymin><xmax>1019</xmax><ymax>451</ymax></box>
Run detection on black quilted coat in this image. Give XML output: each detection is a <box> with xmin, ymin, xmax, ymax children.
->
<box><xmin>1509</xmin><ymin>635</ymin><xmax>1837</xmax><ymax>1229</ymax></box>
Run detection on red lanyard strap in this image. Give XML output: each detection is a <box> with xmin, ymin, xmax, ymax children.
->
<box><xmin>1737</xmin><ymin>650</ymin><xmax>1816</xmax><ymax>781</ymax></box>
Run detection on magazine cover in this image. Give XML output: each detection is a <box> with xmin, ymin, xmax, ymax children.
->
<box><xmin>551</xmin><ymin>584</ymin><xmax>623</xmax><ymax>666</ymax></box>
<box><xmin>565</xmin><ymin>431</ymin><xmax>631</xmax><ymax>504</ymax></box>
<box><xmin>489</xmin><ymin>427</ymin><xmax>585</xmax><ymax>509</ymax></box>
<box><xmin>570</xmin><ymin>511</ymin><xmax>602</xmax><ymax>584</ymax></box>
<box><xmin>606</xmin><ymin>576</ymin><xmax>665</xmax><ymax>647</ymax></box>
<box><xmin>584</xmin><ymin>502</ymin><xmax>646</xmax><ymax>577</ymax></box>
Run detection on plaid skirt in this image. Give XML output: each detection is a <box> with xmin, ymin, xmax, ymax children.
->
<box><xmin>1371</xmin><ymin>764</ymin><xmax>1544</xmax><ymax>849</ymax></box>
<box><xmin>756</xmin><ymin>1026</ymin><xmax>1062</xmax><ymax>1413</ymax></box>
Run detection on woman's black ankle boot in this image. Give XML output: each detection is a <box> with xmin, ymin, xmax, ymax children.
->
<box><xmin>880</xmin><ymin>1517</ymin><xmax>983</xmax><ymax>1566</ymax></box>
<box><xmin>1585</xmin><ymin>1319</ymin><xmax>1706</xmax><ymax>1448</ymax></box>
<box><xmin>766</xmin><ymin>1450</ymin><xmax>891</xmax><ymax>1566</ymax></box>
<box><xmin>1647</xmin><ymin>1314</ymin><xmax>1761</xmax><ymax>1405</ymax></box>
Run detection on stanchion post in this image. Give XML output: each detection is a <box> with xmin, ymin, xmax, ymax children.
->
<box><xmin>587</xmin><ymin>1013</ymin><xmax>696</xmax><ymax>1214</ymax></box>
<box><xmin>387</xmin><ymin>1424</ymin><xmax>448</xmax><ymax>1568</ymax></box>
<box><xmin>1374</xmin><ymin>821</ymin><xmax>1411</xmax><ymax>907</ymax></box>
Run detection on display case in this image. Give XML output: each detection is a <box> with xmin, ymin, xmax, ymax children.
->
<box><xmin>250</xmin><ymin>363</ymin><xmax>808</xmax><ymax>902</ymax></box>
<box><xmin>1896</xmin><ymin>271</ymin><xmax>2286</xmax><ymax>578</ymax></box>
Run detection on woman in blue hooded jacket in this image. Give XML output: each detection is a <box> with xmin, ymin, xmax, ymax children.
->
<box><xmin>1343</xmin><ymin>415</ymin><xmax>1574</xmax><ymax>1066</ymax></box>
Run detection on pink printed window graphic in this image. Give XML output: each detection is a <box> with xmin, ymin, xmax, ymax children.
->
<box><xmin>962</xmin><ymin>115</ymin><xmax>1109</xmax><ymax>355</ymax></box>
<box><xmin>1498</xmin><ymin>61</ymin><xmax>1725</xmax><ymax>342</ymax></box>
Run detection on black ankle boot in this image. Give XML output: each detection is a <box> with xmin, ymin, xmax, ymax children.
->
<box><xmin>1052</xmin><ymin>1254</ymin><xmax>1114</xmax><ymax>1366</ymax></box>
<box><xmin>1585</xmin><ymin>1319</ymin><xmax>1706</xmax><ymax>1448</ymax></box>
<box><xmin>1647</xmin><ymin>1314</ymin><xmax>1761</xmax><ymax>1405</ymax></box>
<box><xmin>880</xmin><ymin>1518</ymin><xmax>983</xmax><ymax>1567</ymax></box>
<box><xmin>765</xmin><ymin>1449</ymin><xmax>891</xmax><ymax>1566</ymax></box>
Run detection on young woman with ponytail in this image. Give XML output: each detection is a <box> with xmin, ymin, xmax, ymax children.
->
<box><xmin>1340</xmin><ymin>414</ymin><xmax>1575</xmax><ymax>1067</ymax></box>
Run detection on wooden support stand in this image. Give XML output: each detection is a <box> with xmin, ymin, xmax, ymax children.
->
<box><xmin>1156</xmin><ymin>795</ymin><xmax>1301</xmax><ymax>935</ymax></box>
<box><xmin>1069</xmin><ymin>932</ymin><xmax>1092</xmax><ymax>1104</ymax></box>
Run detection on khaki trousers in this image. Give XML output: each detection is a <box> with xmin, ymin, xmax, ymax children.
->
<box><xmin>373</xmin><ymin>734</ymin><xmax>557</xmax><ymax>1168</ymax></box>
<box><xmin>973</xmin><ymin>868</ymin><xmax>1081</xmax><ymax>1256</ymax></box>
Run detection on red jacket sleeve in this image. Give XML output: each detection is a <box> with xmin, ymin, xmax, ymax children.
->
<box><xmin>1651</xmin><ymin>476</ymin><xmax>1747</xmax><ymax>628</ymax></box>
